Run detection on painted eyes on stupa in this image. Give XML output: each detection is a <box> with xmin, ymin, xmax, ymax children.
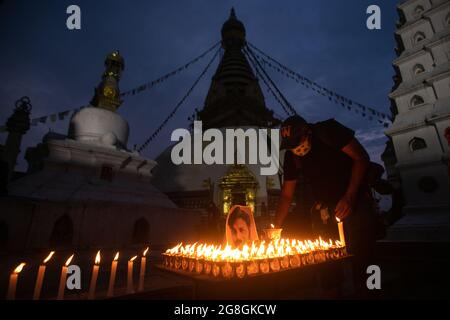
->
<box><xmin>103</xmin><ymin>86</ymin><xmax>116</xmax><ymax>98</ymax></box>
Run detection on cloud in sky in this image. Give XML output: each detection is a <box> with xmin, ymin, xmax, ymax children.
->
<box><xmin>355</xmin><ymin>127</ymin><xmax>389</xmax><ymax>163</ymax></box>
<box><xmin>0</xmin><ymin>0</ymin><xmax>397</xmax><ymax>170</ymax></box>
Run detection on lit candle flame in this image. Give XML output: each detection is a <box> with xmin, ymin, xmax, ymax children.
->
<box><xmin>270</xmin><ymin>224</ymin><xmax>275</xmax><ymax>228</ymax></box>
<box><xmin>130</xmin><ymin>255</ymin><xmax>137</xmax><ymax>262</ymax></box>
<box><xmin>113</xmin><ymin>252</ymin><xmax>119</xmax><ymax>261</ymax></box>
<box><xmin>336</xmin><ymin>217</ymin><xmax>341</xmax><ymax>223</ymax></box>
<box><xmin>43</xmin><ymin>251</ymin><xmax>55</xmax><ymax>264</ymax></box>
<box><xmin>164</xmin><ymin>236</ymin><xmax>344</xmax><ymax>263</ymax></box>
<box><xmin>95</xmin><ymin>250</ymin><xmax>101</xmax><ymax>264</ymax></box>
<box><xmin>143</xmin><ymin>247</ymin><xmax>149</xmax><ymax>256</ymax></box>
<box><xmin>65</xmin><ymin>254</ymin><xmax>74</xmax><ymax>266</ymax></box>
<box><xmin>13</xmin><ymin>263</ymin><xmax>26</xmax><ymax>274</ymax></box>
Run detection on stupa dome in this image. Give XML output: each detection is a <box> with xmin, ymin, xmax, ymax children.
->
<box><xmin>68</xmin><ymin>106</ymin><xmax>129</xmax><ymax>149</ymax></box>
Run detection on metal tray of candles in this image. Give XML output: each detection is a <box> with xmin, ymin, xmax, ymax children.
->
<box><xmin>156</xmin><ymin>245</ymin><xmax>352</xmax><ymax>299</ymax></box>
<box><xmin>161</xmin><ymin>237</ymin><xmax>347</xmax><ymax>276</ymax></box>
<box><xmin>160</xmin><ymin>247</ymin><xmax>348</xmax><ymax>279</ymax></box>
<box><xmin>155</xmin><ymin>228</ymin><xmax>352</xmax><ymax>298</ymax></box>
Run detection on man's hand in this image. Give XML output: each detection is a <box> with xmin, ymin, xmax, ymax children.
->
<box><xmin>335</xmin><ymin>193</ymin><xmax>356</xmax><ymax>220</ymax></box>
<box><xmin>336</xmin><ymin>137</ymin><xmax>369</xmax><ymax>220</ymax></box>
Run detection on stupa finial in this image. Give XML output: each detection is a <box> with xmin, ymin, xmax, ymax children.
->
<box><xmin>90</xmin><ymin>51</ymin><xmax>124</xmax><ymax>112</ymax></box>
<box><xmin>230</xmin><ymin>7</ymin><xmax>236</xmax><ymax>19</ymax></box>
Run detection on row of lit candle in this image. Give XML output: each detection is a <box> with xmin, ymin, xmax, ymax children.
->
<box><xmin>163</xmin><ymin>246</ymin><xmax>347</xmax><ymax>279</ymax></box>
<box><xmin>165</xmin><ymin>238</ymin><xmax>344</xmax><ymax>262</ymax></box>
<box><xmin>6</xmin><ymin>247</ymin><xmax>149</xmax><ymax>300</ymax></box>
<box><xmin>162</xmin><ymin>219</ymin><xmax>347</xmax><ymax>279</ymax></box>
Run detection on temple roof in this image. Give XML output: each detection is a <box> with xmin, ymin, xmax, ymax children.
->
<box><xmin>197</xmin><ymin>9</ymin><xmax>279</xmax><ymax>129</ymax></box>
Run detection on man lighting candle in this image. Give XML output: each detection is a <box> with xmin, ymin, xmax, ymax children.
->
<box><xmin>274</xmin><ymin>115</ymin><xmax>380</xmax><ymax>297</ymax></box>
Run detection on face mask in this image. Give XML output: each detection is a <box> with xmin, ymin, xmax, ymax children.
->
<box><xmin>291</xmin><ymin>133</ymin><xmax>312</xmax><ymax>156</ymax></box>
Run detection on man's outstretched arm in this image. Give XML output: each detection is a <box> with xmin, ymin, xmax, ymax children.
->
<box><xmin>274</xmin><ymin>179</ymin><xmax>297</xmax><ymax>228</ymax></box>
<box><xmin>335</xmin><ymin>138</ymin><xmax>370</xmax><ymax>220</ymax></box>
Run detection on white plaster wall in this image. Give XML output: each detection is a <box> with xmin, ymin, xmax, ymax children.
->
<box><xmin>400</xmin><ymin>0</ymin><xmax>432</xmax><ymax>23</ymax></box>
<box><xmin>397</xmin><ymin>51</ymin><xmax>434</xmax><ymax>82</ymax></box>
<box><xmin>398</xmin><ymin>20</ymin><xmax>434</xmax><ymax>50</ymax></box>
<box><xmin>429</xmin><ymin>39</ymin><xmax>450</xmax><ymax>65</ymax></box>
<box><xmin>392</xmin><ymin>125</ymin><xmax>443</xmax><ymax>163</ymax></box>
<box><xmin>394</xmin><ymin>86</ymin><xmax>436</xmax><ymax>114</ymax></box>
<box><xmin>0</xmin><ymin>199</ymin><xmax>201</xmax><ymax>251</ymax></box>
<box><xmin>399</xmin><ymin>162</ymin><xmax>450</xmax><ymax>209</ymax></box>
<box><xmin>427</xmin><ymin>2</ymin><xmax>450</xmax><ymax>32</ymax></box>
<box><xmin>433</xmin><ymin>73</ymin><xmax>450</xmax><ymax>98</ymax></box>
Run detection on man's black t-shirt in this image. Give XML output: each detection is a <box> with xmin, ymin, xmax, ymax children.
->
<box><xmin>283</xmin><ymin>118</ymin><xmax>355</xmax><ymax>207</ymax></box>
<box><xmin>283</xmin><ymin>119</ymin><xmax>379</xmax><ymax>254</ymax></box>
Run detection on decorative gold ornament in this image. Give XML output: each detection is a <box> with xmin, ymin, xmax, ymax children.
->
<box><xmin>103</xmin><ymin>86</ymin><xmax>116</xmax><ymax>98</ymax></box>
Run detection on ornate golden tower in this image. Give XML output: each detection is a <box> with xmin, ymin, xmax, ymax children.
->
<box><xmin>90</xmin><ymin>51</ymin><xmax>124</xmax><ymax>112</ymax></box>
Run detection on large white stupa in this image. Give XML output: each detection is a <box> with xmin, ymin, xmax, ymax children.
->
<box><xmin>0</xmin><ymin>51</ymin><xmax>200</xmax><ymax>251</ymax></box>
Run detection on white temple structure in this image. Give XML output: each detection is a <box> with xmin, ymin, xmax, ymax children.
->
<box><xmin>0</xmin><ymin>51</ymin><xmax>200</xmax><ymax>251</ymax></box>
<box><xmin>383</xmin><ymin>0</ymin><xmax>450</xmax><ymax>241</ymax></box>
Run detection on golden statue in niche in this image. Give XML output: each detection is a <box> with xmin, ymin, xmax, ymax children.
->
<box><xmin>219</xmin><ymin>165</ymin><xmax>258</xmax><ymax>216</ymax></box>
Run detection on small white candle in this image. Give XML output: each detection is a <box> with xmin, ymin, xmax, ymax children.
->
<box><xmin>126</xmin><ymin>255</ymin><xmax>137</xmax><ymax>294</ymax></box>
<box><xmin>336</xmin><ymin>217</ymin><xmax>346</xmax><ymax>247</ymax></box>
<box><xmin>33</xmin><ymin>251</ymin><xmax>55</xmax><ymax>300</ymax></box>
<box><xmin>57</xmin><ymin>254</ymin><xmax>74</xmax><ymax>300</ymax></box>
<box><xmin>88</xmin><ymin>250</ymin><xmax>101</xmax><ymax>300</ymax></box>
<box><xmin>7</xmin><ymin>263</ymin><xmax>26</xmax><ymax>300</ymax></box>
<box><xmin>138</xmin><ymin>247</ymin><xmax>149</xmax><ymax>292</ymax></box>
<box><xmin>107</xmin><ymin>252</ymin><xmax>119</xmax><ymax>298</ymax></box>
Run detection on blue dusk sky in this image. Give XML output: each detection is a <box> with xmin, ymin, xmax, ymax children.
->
<box><xmin>0</xmin><ymin>0</ymin><xmax>398</xmax><ymax>170</ymax></box>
